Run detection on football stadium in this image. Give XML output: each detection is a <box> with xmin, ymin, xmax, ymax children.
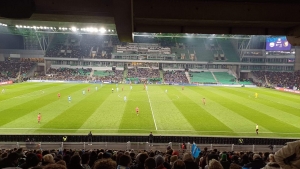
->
<box><xmin>0</xmin><ymin>0</ymin><xmax>300</xmax><ymax>169</ymax></box>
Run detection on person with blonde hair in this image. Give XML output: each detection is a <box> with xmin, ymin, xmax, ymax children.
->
<box><xmin>182</xmin><ymin>153</ymin><xmax>198</xmax><ymax>169</ymax></box>
<box><xmin>42</xmin><ymin>154</ymin><xmax>55</xmax><ymax>166</ymax></box>
<box><xmin>262</xmin><ymin>154</ymin><xmax>280</xmax><ymax>169</ymax></box>
<box><xmin>208</xmin><ymin>159</ymin><xmax>224</xmax><ymax>169</ymax></box>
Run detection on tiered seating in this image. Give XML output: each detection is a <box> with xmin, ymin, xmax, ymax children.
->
<box><xmin>190</xmin><ymin>72</ymin><xmax>216</xmax><ymax>83</ymax></box>
<box><xmin>93</xmin><ymin>70</ymin><xmax>110</xmax><ymax>77</ymax></box>
<box><xmin>214</xmin><ymin>72</ymin><xmax>236</xmax><ymax>84</ymax></box>
<box><xmin>217</xmin><ymin>39</ymin><xmax>240</xmax><ymax>62</ymax></box>
<box><xmin>94</xmin><ymin>70</ymin><xmax>123</xmax><ymax>83</ymax></box>
<box><xmin>163</xmin><ymin>70</ymin><xmax>189</xmax><ymax>84</ymax></box>
<box><xmin>252</xmin><ymin>70</ymin><xmax>300</xmax><ymax>88</ymax></box>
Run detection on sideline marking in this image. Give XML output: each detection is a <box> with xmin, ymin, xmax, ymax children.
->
<box><xmin>146</xmin><ymin>89</ymin><xmax>158</xmax><ymax>130</ymax></box>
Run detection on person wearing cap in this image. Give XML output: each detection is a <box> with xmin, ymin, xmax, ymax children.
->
<box><xmin>219</xmin><ymin>153</ymin><xmax>230</xmax><ymax>169</ymax></box>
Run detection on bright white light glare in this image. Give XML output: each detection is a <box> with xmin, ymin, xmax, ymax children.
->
<box><xmin>108</xmin><ymin>29</ymin><xmax>111</xmax><ymax>32</ymax></box>
<box><xmin>16</xmin><ymin>25</ymin><xmax>19</xmax><ymax>28</ymax></box>
<box><xmin>71</xmin><ymin>27</ymin><xmax>77</xmax><ymax>31</ymax></box>
<box><xmin>99</xmin><ymin>28</ymin><xmax>106</xmax><ymax>33</ymax></box>
<box><xmin>112</xmin><ymin>29</ymin><xmax>114</xmax><ymax>32</ymax></box>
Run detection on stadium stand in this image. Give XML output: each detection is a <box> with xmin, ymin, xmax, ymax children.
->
<box><xmin>217</xmin><ymin>39</ymin><xmax>240</xmax><ymax>62</ymax></box>
<box><xmin>190</xmin><ymin>72</ymin><xmax>216</xmax><ymax>83</ymax></box>
<box><xmin>252</xmin><ymin>71</ymin><xmax>300</xmax><ymax>88</ymax></box>
<box><xmin>0</xmin><ymin>141</ymin><xmax>292</xmax><ymax>169</ymax></box>
<box><xmin>32</xmin><ymin>68</ymin><xmax>92</xmax><ymax>81</ymax></box>
<box><xmin>213</xmin><ymin>72</ymin><xmax>236</xmax><ymax>84</ymax></box>
<box><xmin>93</xmin><ymin>70</ymin><xmax>123</xmax><ymax>83</ymax></box>
<box><xmin>127</xmin><ymin>68</ymin><xmax>160</xmax><ymax>83</ymax></box>
<box><xmin>163</xmin><ymin>70</ymin><xmax>189</xmax><ymax>84</ymax></box>
<box><xmin>0</xmin><ymin>61</ymin><xmax>35</xmax><ymax>80</ymax></box>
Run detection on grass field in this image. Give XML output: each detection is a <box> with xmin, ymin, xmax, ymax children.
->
<box><xmin>0</xmin><ymin>82</ymin><xmax>300</xmax><ymax>138</ymax></box>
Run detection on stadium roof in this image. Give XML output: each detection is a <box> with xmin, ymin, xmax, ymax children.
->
<box><xmin>1</xmin><ymin>0</ymin><xmax>300</xmax><ymax>43</ymax></box>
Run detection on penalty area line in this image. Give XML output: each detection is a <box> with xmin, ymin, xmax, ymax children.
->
<box><xmin>146</xmin><ymin>89</ymin><xmax>158</xmax><ymax>131</ymax></box>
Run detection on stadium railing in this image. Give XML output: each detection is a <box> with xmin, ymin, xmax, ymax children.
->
<box><xmin>0</xmin><ymin>142</ymin><xmax>284</xmax><ymax>153</ymax></box>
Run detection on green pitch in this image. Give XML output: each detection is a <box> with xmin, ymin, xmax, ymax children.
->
<box><xmin>0</xmin><ymin>82</ymin><xmax>300</xmax><ymax>138</ymax></box>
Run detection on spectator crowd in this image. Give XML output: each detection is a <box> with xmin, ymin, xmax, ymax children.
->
<box><xmin>252</xmin><ymin>71</ymin><xmax>300</xmax><ymax>89</ymax></box>
<box><xmin>94</xmin><ymin>70</ymin><xmax>124</xmax><ymax>83</ymax></box>
<box><xmin>127</xmin><ymin>68</ymin><xmax>160</xmax><ymax>79</ymax></box>
<box><xmin>0</xmin><ymin>61</ymin><xmax>35</xmax><ymax>81</ymax></box>
<box><xmin>164</xmin><ymin>70</ymin><xmax>189</xmax><ymax>84</ymax></box>
<box><xmin>32</xmin><ymin>68</ymin><xmax>92</xmax><ymax>81</ymax></box>
<box><xmin>1</xmin><ymin>139</ymin><xmax>299</xmax><ymax>169</ymax></box>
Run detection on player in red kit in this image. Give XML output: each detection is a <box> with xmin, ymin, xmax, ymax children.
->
<box><xmin>182</xmin><ymin>86</ymin><xmax>184</xmax><ymax>90</ymax></box>
<box><xmin>38</xmin><ymin>113</ymin><xmax>41</xmax><ymax>124</ymax></box>
<box><xmin>88</xmin><ymin>88</ymin><xmax>90</xmax><ymax>92</ymax></box>
<box><xmin>58</xmin><ymin>93</ymin><xmax>60</xmax><ymax>98</ymax></box>
<box><xmin>122</xmin><ymin>87</ymin><xmax>124</xmax><ymax>91</ymax></box>
<box><xmin>136</xmin><ymin>107</ymin><xmax>139</xmax><ymax>116</ymax></box>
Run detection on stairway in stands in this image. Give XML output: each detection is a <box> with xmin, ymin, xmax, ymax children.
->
<box><xmin>159</xmin><ymin>70</ymin><xmax>164</xmax><ymax>83</ymax></box>
<box><xmin>210</xmin><ymin>71</ymin><xmax>218</xmax><ymax>83</ymax></box>
<box><xmin>123</xmin><ymin>69</ymin><xmax>128</xmax><ymax>81</ymax></box>
<box><xmin>185</xmin><ymin>71</ymin><xmax>191</xmax><ymax>84</ymax></box>
<box><xmin>89</xmin><ymin>70</ymin><xmax>94</xmax><ymax>78</ymax></box>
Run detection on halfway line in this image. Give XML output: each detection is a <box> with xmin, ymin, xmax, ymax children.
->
<box><xmin>146</xmin><ymin>88</ymin><xmax>158</xmax><ymax>130</ymax></box>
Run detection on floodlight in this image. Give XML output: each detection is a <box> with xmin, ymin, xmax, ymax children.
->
<box><xmin>99</xmin><ymin>27</ymin><xmax>106</xmax><ymax>33</ymax></box>
<box><xmin>71</xmin><ymin>27</ymin><xmax>77</xmax><ymax>32</ymax></box>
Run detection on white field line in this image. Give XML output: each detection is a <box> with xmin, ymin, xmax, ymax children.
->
<box><xmin>146</xmin><ymin>89</ymin><xmax>158</xmax><ymax>130</ymax></box>
<box><xmin>1</xmin><ymin>127</ymin><xmax>300</xmax><ymax>135</ymax></box>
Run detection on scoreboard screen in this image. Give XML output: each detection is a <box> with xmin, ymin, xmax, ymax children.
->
<box><xmin>266</xmin><ymin>36</ymin><xmax>291</xmax><ymax>51</ymax></box>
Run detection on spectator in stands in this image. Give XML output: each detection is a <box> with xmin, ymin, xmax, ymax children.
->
<box><xmin>81</xmin><ymin>153</ymin><xmax>91</xmax><ymax>169</ymax></box>
<box><xmin>170</xmin><ymin>155</ymin><xmax>178</xmax><ymax>166</ymax></box>
<box><xmin>118</xmin><ymin>154</ymin><xmax>131</xmax><ymax>169</ymax></box>
<box><xmin>208</xmin><ymin>159</ymin><xmax>224</xmax><ymax>169</ymax></box>
<box><xmin>89</xmin><ymin>151</ymin><xmax>98</xmax><ymax>168</ymax></box>
<box><xmin>274</xmin><ymin>140</ymin><xmax>300</xmax><ymax>169</ymax></box>
<box><xmin>144</xmin><ymin>157</ymin><xmax>156</xmax><ymax>169</ymax></box>
<box><xmin>262</xmin><ymin>154</ymin><xmax>280</xmax><ymax>169</ymax></box>
<box><xmin>219</xmin><ymin>153</ymin><xmax>230</xmax><ymax>169</ymax></box>
<box><xmin>68</xmin><ymin>154</ymin><xmax>84</xmax><ymax>169</ymax></box>
<box><xmin>238</xmin><ymin>154</ymin><xmax>249</xmax><ymax>166</ymax></box>
<box><xmin>131</xmin><ymin>153</ymin><xmax>148</xmax><ymax>169</ymax></box>
<box><xmin>44</xmin><ymin>163</ymin><xmax>67</xmax><ymax>169</ymax></box>
<box><xmin>0</xmin><ymin>152</ymin><xmax>19</xmax><ymax>168</ymax></box>
<box><xmin>243</xmin><ymin>154</ymin><xmax>265</xmax><ymax>169</ymax></box>
<box><xmin>93</xmin><ymin>158</ymin><xmax>117</xmax><ymax>169</ymax></box>
<box><xmin>43</xmin><ymin>154</ymin><xmax>55</xmax><ymax>166</ymax></box>
<box><xmin>172</xmin><ymin>159</ymin><xmax>186</xmax><ymax>169</ymax></box>
<box><xmin>182</xmin><ymin>153</ymin><xmax>198</xmax><ymax>169</ymax></box>
<box><xmin>229</xmin><ymin>163</ymin><xmax>241</xmax><ymax>169</ymax></box>
<box><xmin>19</xmin><ymin>152</ymin><xmax>40</xmax><ymax>169</ymax></box>
<box><xmin>57</xmin><ymin>160</ymin><xmax>67</xmax><ymax>167</ymax></box>
<box><xmin>155</xmin><ymin>155</ymin><xmax>166</xmax><ymax>169</ymax></box>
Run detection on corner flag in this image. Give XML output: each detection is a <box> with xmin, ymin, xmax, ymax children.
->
<box><xmin>191</xmin><ymin>143</ymin><xmax>201</xmax><ymax>158</ymax></box>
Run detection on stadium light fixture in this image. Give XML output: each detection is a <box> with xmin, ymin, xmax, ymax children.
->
<box><xmin>71</xmin><ymin>27</ymin><xmax>77</xmax><ymax>32</ymax></box>
<box><xmin>99</xmin><ymin>27</ymin><xmax>106</xmax><ymax>33</ymax></box>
